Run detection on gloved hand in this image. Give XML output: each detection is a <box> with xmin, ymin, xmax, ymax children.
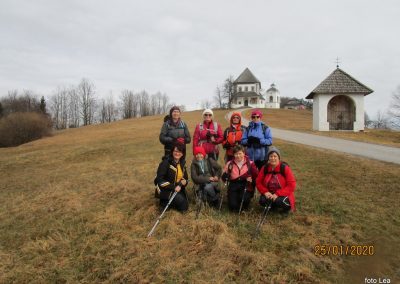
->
<box><xmin>247</xmin><ymin>136</ymin><xmax>260</xmax><ymax>145</ymax></box>
<box><xmin>221</xmin><ymin>172</ymin><xmax>229</xmax><ymax>183</ymax></box>
<box><xmin>176</xmin><ymin>137</ymin><xmax>185</xmax><ymax>144</ymax></box>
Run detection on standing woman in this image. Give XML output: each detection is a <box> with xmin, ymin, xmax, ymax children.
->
<box><xmin>256</xmin><ymin>146</ymin><xmax>296</xmax><ymax>213</ymax></box>
<box><xmin>155</xmin><ymin>143</ymin><xmax>189</xmax><ymax>212</ymax></box>
<box><xmin>193</xmin><ymin>109</ymin><xmax>223</xmax><ymax>160</ymax></box>
<box><xmin>241</xmin><ymin>109</ymin><xmax>272</xmax><ymax>170</ymax></box>
<box><xmin>222</xmin><ymin>112</ymin><xmax>247</xmax><ymax>163</ymax></box>
<box><xmin>159</xmin><ymin>106</ymin><xmax>191</xmax><ymax>158</ymax></box>
<box><xmin>221</xmin><ymin>145</ymin><xmax>259</xmax><ymax>212</ymax></box>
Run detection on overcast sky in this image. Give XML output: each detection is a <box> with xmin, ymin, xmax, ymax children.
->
<box><xmin>1</xmin><ymin>0</ymin><xmax>399</xmax><ymax>117</ymax></box>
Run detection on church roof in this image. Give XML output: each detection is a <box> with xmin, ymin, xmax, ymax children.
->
<box><xmin>235</xmin><ymin>92</ymin><xmax>265</xmax><ymax>99</ymax></box>
<box><xmin>306</xmin><ymin>67</ymin><xmax>373</xmax><ymax>99</ymax></box>
<box><xmin>234</xmin><ymin>68</ymin><xmax>261</xmax><ymax>84</ymax></box>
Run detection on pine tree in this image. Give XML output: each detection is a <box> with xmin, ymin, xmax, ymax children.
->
<box><xmin>39</xmin><ymin>96</ymin><xmax>47</xmax><ymax>114</ymax></box>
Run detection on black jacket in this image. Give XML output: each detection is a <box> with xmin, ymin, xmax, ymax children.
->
<box><xmin>159</xmin><ymin>120</ymin><xmax>191</xmax><ymax>154</ymax></box>
<box><xmin>155</xmin><ymin>157</ymin><xmax>188</xmax><ymax>200</ymax></box>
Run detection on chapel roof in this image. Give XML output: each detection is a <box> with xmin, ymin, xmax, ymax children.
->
<box><xmin>306</xmin><ymin>67</ymin><xmax>373</xmax><ymax>99</ymax></box>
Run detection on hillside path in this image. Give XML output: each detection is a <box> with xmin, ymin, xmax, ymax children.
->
<box><xmin>225</xmin><ymin>110</ymin><xmax>400</xmax><ymax>165</ymax></box>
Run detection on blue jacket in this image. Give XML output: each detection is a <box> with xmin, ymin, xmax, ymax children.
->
<box><xmin>241</xmin><ymin>121</ymin><xmax>272</xmax><ymax>161</ymax></box>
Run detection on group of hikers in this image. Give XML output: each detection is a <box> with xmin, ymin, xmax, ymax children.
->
<box><xmin>154</xmin><ymin>106</ymin><xmax>296</xmax><ymax>216</ymax></box>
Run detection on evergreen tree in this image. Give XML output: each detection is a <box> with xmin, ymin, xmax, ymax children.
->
<box><xmin>40</xmin><ymin>96</ymin><xmax>47</xmax><ymax>114</ymax></box>
<box><xmin>0</xmin><ymin>102</ymin><xmax>3</xmax><ymax>118</ymax></box>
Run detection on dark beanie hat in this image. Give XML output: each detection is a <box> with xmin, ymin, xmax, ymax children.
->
<box><xmin>169</xmin><ymin>106</ymin><xmax>181</xmax><ymax>117</ymax></box>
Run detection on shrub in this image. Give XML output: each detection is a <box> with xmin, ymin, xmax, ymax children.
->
<box><xmin>0</xmin><ymin>112</ymin><xmax>52</xmax><ymax>147</ymax></box>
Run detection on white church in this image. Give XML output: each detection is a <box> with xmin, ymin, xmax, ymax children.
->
<box><xmin>231</xmin><ymin>68</ymin><xmax>280</xmax><ymax>109</ymax></box>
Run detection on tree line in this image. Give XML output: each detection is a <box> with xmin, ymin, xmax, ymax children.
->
<box><xmin>48</xmin><ymin>78</ymin><xmax>176</xmax><ymax>129</ymax></box>
<box><xmin>0</xmin><ymin>78</ymin><xmax>178</xmax><ymax>147</ymax></box>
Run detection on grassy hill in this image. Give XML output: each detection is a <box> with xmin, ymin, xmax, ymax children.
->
<box><xmin>1</xmin><ymin>109</ymin><xmax>399</xmax><ymax>283</ymax></box>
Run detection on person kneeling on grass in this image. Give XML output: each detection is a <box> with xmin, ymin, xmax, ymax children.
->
<box><xmin>221</xmin><ymin>145</ymin><xmax>258</xmax><ymax>212</ymax></box>
<box><xmin>155</xmin><ymin>143</ymin><xmax>189</xmax><ymax>212</ymax></box>
<box><xmin>256</xmin><ymin>146</ymin><xmax>296</xmax><ymax>213</ymax></box>
<box><xmin>191</xmin><ymin>146</ymin><xmax>222</xmax><ymax>207</ymax></box>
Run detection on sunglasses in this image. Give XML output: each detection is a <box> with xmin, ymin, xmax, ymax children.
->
<box><xmin>232</xmin><ymin>116</ymin><xmax>240</xmax><ymax>119</ymax></box>
<box><xmin>251</xmin><ymin>115</ymin><xmax>260</xmax><ymax>119</ymax></box>
<box><xmin>204</xmin><ymin>114</ymin><xmax>212</xmax><ymax>117</ymax></box>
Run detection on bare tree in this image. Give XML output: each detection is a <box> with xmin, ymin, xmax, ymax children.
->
<box><xmin>161</xmin><ymin>93</ymin><xmax>170</xmax><ymax>114</ymax></box>
<box><xmin>68</xmin><ymin>87</ymin><xmax>80</xmax><ymax>128</ymax></box>
<box><xmin>201</xmin><ymin>99</ymin><xmax>212</xmax><ymax>109</ymax></box>
<box><xmin>106</xmin><ymin>94</ymin><xmax>117</xmax><ymax>122</ymax></box>
<box><xmin>150</xmin><ymin>92</ymin><xmax>159</xmax><ymax>115</ymax></box>
<box><xmin>372</xmin><ymin>110</ymin><xmax>389</xmax><ymax>129</ymax></box>
<box><xmin>50</xmin><ymin>87</ymin><xmax>69</xmax><ymax>129</ymax></box>
<box><xmin>389</xmin><ymin>85</ymin><xmax>400</xmax><ymax>128</ymax></box>
<box><xmin>154</xmin><ymin>92</ymin><xmax>163</xmax><ymax>114</ymax></box>
<box><xmin>223</xmin><ymin>75</ymin><xmax>235</xmax><ymax>109</ymax></box>
<box><xmin>120</xmin><ymin>89</ymin><xmax>134</xmax><ymax>119</ymax></box>
<box><xmin>77</xmin><ymin>78</ymin><xmax>96</xmax><ymax>126</ymax></box>
<box><xmin>364</xmin><ymin>112</ymin><xmax>372</xmax><ymax>128</ymax></box>
<box><xmin>1</xmin><ymin>90</ymin><xmax>41</xmax><ymax>115</ymax></box>
<box><xmin>213</xmin><ymin>86</ymin><xmax>224</xmax><ymax>108</ymax></box>
<box><xmin>100</xmin><ymin>94</ymin><xmax>117</xmax><ymax>123</ymax></box>
<box><xmin>139</xmin><ymin>90</ymin><xmax>150</xmax><ymax>117</ymax></box>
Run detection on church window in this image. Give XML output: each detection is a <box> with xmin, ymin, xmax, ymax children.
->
<box><xmin>269</xmin><ymin>96</ymin><xmax>273</xmax><ymax>102</ymax></box>
<box><xmin>251</xmin><ymin>86</ymin><xmax>255</xmax><ymax>91</ymax></box>
<box><xmin>238</xmin><ymin>87</ymin><xmax>242</xmax><ymax>92</ymax></box>
<box><xmin>245</xmin><ymin>86</ymin><xmax>248</xmax><ymax>91</ymax></box>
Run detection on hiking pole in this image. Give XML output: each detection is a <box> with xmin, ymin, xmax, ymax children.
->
<box><xmin>147</xmin><ymin>191</ymin><xmax>178</xmax><ymax>238</ymax></box>
<box><xmin>252</xmin><ymin>199</ymin><xmax>272</xmax><ymax>239</ymax></box>
<box><xmin>219</xmin><ymin>181</ymin><xmax>227</xmax><ymax>211</ymax></box>
<box><xmin>195</xmin><ymin>188</ymin><xmax>205</xmax><ymax>219</ymax></box>
<box><xmin>238</xmin><ymin>185</ymin><xmax>247</xmax><ymax>215</ymax></box>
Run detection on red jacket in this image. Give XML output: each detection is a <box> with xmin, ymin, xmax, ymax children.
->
<box><xmin>193</xmin><ymin>120</ymin><xmax>223</xmax><ymax>155</ymax></box>
<box><xmin>256</xmin><ymin>162</ymin><xmax>296</xmax><ymax>211</ymax></box>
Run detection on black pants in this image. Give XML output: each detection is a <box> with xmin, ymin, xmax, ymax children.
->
<box><xmin>254</xmin><ymin>160</ymin><xmax>265</xmax><ymax>171</ymax></box>
<box><xmin>259</xmin><ymin>195</ymin><xmax>291</xmax><ymax>213</ymax></box>
<box><xmin>197</xmin><ymin>183</ymin><xmax>220</xmax><ymax>207</ymax></box>
<box><xmin>207</xmin><ymin>152</ymin><xmax>219</xmax><ymax>161</ymax></box>
<box><xmin>160</xmin><ymin>190</ymin><xmax>188</xmax><ymax>212</ymax></box>
<box><xmin>227</xmin><ymin>181</ymin><xmax>253</xmax><ymax>212</ymax></box>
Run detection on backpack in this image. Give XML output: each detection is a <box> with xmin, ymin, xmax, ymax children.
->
<box><xmin>263</xmin><ymin>162</ymin><xmax>288</xmax><ymax>178</ymax></box>
<box><xmin>199</xmin><ymin>122</ymin><xmax>218</xmax><ymax>133</ymax></box>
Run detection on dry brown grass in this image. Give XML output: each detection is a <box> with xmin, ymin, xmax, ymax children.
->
<box><xmin>0</xmin><ymin>109</ymin><xmax>399</xmax><ymax>283</ymax></box>
<box><xmin>242</xmin><ymin>108</ymin><xmax>400</xmax><ymax>147</ymax></box>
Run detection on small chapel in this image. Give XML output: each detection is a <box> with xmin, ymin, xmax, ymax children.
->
<box><xmin>306</xmin><ymin>66</ymin><xmax>373</xmax><ymax>131</ymax></box>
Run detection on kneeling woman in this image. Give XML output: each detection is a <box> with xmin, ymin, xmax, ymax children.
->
<box><xmin>256</xmin><ymin>146</ymin><xmax>296</xmax><ymax>212</ymax></box>
<box><xmin>191</xmin><ymin>146</ymin><xmax>222</xmax><ymax>207</ymax></box>
<box><xmin>155</xmin><ymin>143</ymin><xmax>189</xmax><ymax>212</ymax></box>
<box><xmin>222</xmin><ymin>145</ymin><xmax>258</xmax><ymax>212</ymax></box>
